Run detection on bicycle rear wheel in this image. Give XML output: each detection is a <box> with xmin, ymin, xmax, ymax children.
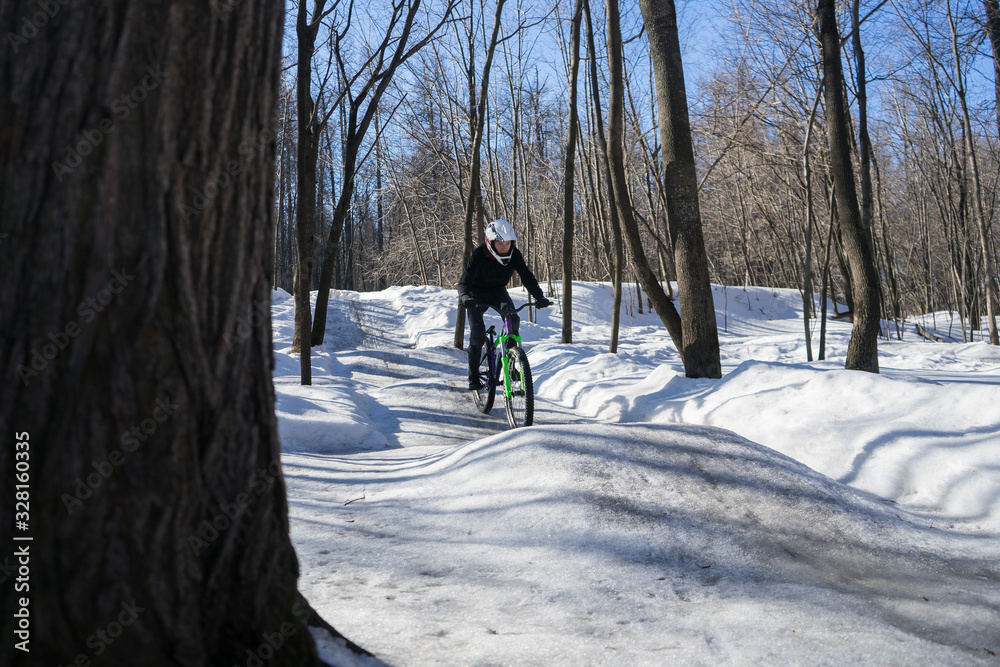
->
<box><xmin>504</xmin><ymin>346</ymin><xmax>533</xmax><ymax>428</ymax></box>
<box><xmin>472</xmin><ymin>347</ymin><xmax>495</xmax><ymax>414</ymax></box>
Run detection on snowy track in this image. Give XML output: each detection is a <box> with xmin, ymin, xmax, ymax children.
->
<box><xmin>318</xmin><ymin>290</ymin><xmax>585</xmax><ymax>448</ymax></box>
<box><xmin>272</xmin><ymin>284</ymin><xmax>1000</xmax><ymax>666</ymax></box>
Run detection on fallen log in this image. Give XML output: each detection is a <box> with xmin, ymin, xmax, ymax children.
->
<box><xmin>915</xmin><ymin>323</ymin><xmax>951</xmax><ymax>343</ymax></box>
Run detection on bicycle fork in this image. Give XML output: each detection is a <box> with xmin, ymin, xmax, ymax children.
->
<box><xmin>499</xmin><ymin>321</ymin><xmax>522</xmax><ymax>398</ymax></box>
<box><xmin>486</xmin><ymin>324</ymin><xmax>514</xmax><ymax>397</ymax></box>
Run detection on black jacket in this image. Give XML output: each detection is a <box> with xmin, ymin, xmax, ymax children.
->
<box><xmin>457</xmin><ymin>244</ymin><xmax>544</xmax><ymax>303</ymax></box>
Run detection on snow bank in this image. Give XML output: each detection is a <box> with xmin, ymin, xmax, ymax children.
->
<box><xmin>290</xmin><ymin>424</ymin><xmax>1000</xmax><ymax>666</ymax></box>
<box><xmin>614</xmin><ymin>359</ymin><xmax>1000</xmax><ymax>529</ymax></box>
<box><xmin>276</xmin><ymin>380</ymin><xmax>388</xmax><ymax>452</ymax></box>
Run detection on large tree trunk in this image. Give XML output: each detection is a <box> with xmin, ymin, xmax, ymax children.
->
<box><xmin>0</xmin><ymin>1</ymin><xmax>367</xmax><ymax>664</ymax></box>
<box><xmin>634</xmin><ymin>0</ymin><xmax>722</xmax><ymax>378</ymax></box>
<box><xmin>816</xmin><ymin>0</ymin><xmax>882</xmax><ymax>372</ymax></box>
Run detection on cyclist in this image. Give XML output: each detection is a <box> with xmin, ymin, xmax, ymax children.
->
<box><xmin>458</xmin><ymin>219</ymin><xmax>551</xmax><ymax>390</ymax></box>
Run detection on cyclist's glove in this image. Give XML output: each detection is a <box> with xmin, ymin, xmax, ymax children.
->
<box><xmin>535</xmin><ymin>297</ymin><xmax>552</xmax><ymax>309</ymax></box>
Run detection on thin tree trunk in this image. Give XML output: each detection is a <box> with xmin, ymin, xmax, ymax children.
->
<box><xmin>394</xmin><ymin>185</ymin><xmax>430</xmax><ymax>283</ymax></box>
<box><xmin>562</xmin><ymin>0</ymin><xmax>584</xmax><ymax>345</ymax></box>
<box><xmin>874</xmin><ymin>157</ymin><xmax>903</xmax><ymax>339</ymax></box>
<box><xmin>820</xmin><ymin>185</ymin><xmax>838</xmax><ymax>361</ymax></box>
<box><xmin>984</xmin><ymin>0</ymin><xmax>1000</xmax><ymax>134</ymax></box>
<box><xmin>852</xmin><ymin>1</ymin><xmax>875</xmax><ymax>250</ymax></box>
<box><xmin>802</xmin><ymin>85</ymin><xmax>823</xmax><ymax>362</ymax></box>
<box><xmin>275</xmin><ymin>105</ymin><xmax>286</xmax><ymax>291</ymax></box>
<box><xmin>0</xmin><ymin>0</ymin><xmax>369</xmax><ymax>662</ymax></box>
<box><xmin>375</xmin><ymin>110</ymin><xmax>387</xmax><ymax>290</ymax></box>
<box><xmin>455</xmin><ymin>18</ymin><xmax>477</xmax><ymax>349</ymax></box>
<box><xmin>583</xmin><ymin>0</ymin><xmax>624</xmax><ymax>353</ymax></box>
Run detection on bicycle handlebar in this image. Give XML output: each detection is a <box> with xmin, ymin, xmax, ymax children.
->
<box><xmin>499</xmin><ymin>301</ymin><xmax>537</xmax><ymax>317</ymax></box>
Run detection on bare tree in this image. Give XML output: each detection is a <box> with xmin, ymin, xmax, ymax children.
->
<box><xmin>0</xmin><ymin>0</ymin><xmax>370</xmax><ymax>662</ymax></box>
<box><xmin>802</xmin><ymin>85</ymin><xmax>824</xmax><ymax>361</ymax></box>
<box><xmin>584</xmin><ymin>0</ymin><xmax>626</xmax><ymax>352</ymax></box>
<box><xmin>292</xmin><ymin>0</ymin><xmax>336</xmax><ymax>384</ymax></box>
<box><xmin>635</xmin><ymin>0</ymin><xmax>722</xmax><ymax>377</ymax></box>
<box><xmin>310</xmin><ymin>0</ymin><xmax>459</xmax><ymax>347</ymax></box>
<box><xmin>817</xmin><ymin>0</ymin><xmax>882</xmax><ymax>371</ymax></box>
<box><xmin>561</xmin><ymin>0</ymin><xmax>585</xmax><ymax>344</ymax></box>
<box><xmin>985</xmin><ymin>0</ymin><xmax>1000</xmax><ymax>133</ymax></box>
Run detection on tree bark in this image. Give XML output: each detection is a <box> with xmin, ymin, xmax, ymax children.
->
<box><xmin>802</xmin><ymin>86</ymin><xmax>824</xmax><ymax>362</ymax></box>
<box><xmin>605</xmin><ymin>0</ymin><xmax>683</xmax><ymax>359</ymax></box>
<box><xmin>635</xmin><ymin>0</ymin><xmax>721</xmax><ymax>378</ymax></box>
<box><xmin>583</xmin><ymin>0</ymin><xmax>624</xmax><ymax>353</ymax></box>
<box><xmin>852</xmin><ymin>1</ymin><xmax>874</xmax><ymax>242</ymax></box>
<box><xmin>293</xmin><ymin>0</ymin><xmax>327</xmax><ymax>384</ymax></box>
<box><xmin>985</xmin><ymin>0</ymin><xmax>1000</xmax><ymax>134</ymax></box>
<box><xmin>561</xmin><ymin>0</ymin><xmax>584</xmax><ymax>345</ymax></box>
<box><xmin>0</xmin><ymin>0</ymin><xmax>367</xmax><ymax>663</ymax></box>
<box><xmin>816</xmin><ymin>0</ymin><xmax>882</xmax><ymax>372</ymax></box>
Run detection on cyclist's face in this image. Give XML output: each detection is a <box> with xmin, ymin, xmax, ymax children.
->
<box><xmin>495</xmin><ymin>240</ymin><xmax>511</xmax><ymax>254</ymax></box>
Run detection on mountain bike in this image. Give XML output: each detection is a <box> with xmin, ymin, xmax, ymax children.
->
<box><xmin>471</xmin><ymin>302</ymin><xmax>535</xmax><ymax>428</ymax></box>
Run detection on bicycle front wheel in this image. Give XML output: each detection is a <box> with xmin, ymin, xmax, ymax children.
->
<box><xmin>504</xmin><ymin>346</ymin><xmax>534</xmax><ymax>428</ymax></box>
<box><xmin>473</xmin><ymin>347</ymin><xmax>495</xmax><ymax>414</ymax></box>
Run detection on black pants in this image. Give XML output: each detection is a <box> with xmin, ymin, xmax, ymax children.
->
<box><xmin>467</xmin><ymin>289</ymin><xmax>519</xmax><ymax>380</ymax></box>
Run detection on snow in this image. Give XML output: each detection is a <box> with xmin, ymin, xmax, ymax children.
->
<box><xmin>272</xmin><ymin>283</ymin><xmax>1000</xmax><ymax>665</ymax></box>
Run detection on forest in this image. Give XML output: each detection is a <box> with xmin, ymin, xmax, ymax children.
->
<box><xmin>274</xmin><ymin>0</ymin><xmax>1000</xmax><ymax>351</ymax></box>
<box><xmin>2</xmin><ymin>0</ymin><xmax>999</xmax><ymax>663</ymax></box>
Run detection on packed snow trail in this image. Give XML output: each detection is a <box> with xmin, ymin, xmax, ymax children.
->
<box><xmin>309</xmin><ymin>289</ymin><xmax>583</xmax><ymax>449</ymax></box>
<box><xmin>287</xmin><ymin>424</ymin><xmax>1000</xmax><ymax>666</ymax></box>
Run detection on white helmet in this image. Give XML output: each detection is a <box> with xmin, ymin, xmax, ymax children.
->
<box><xmin>485</xmin><ymin>219</ymin><xmax>517</xmax><ymax>265</ymax></box>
